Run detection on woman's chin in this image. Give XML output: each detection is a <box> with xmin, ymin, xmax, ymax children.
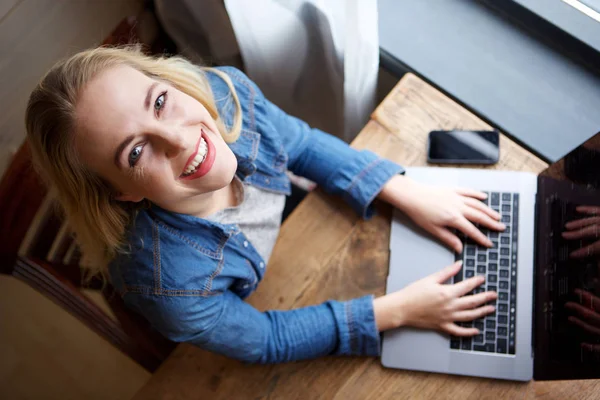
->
<box><xmin>194</xmin><ymin>160</ymin><xmax>237</xmax><ymax>192</ymax></box>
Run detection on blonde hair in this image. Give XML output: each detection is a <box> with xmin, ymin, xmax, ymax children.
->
<box><xmin>25</xmin><ymin>45</ymin><xmax>242</xmax><ymax>279</ymax></box>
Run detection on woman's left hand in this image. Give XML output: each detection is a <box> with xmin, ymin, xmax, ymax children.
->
<box><xmin>379</xmin><ymin>175</ymin><xmax>505</xmax><ymax>253</ymax></box>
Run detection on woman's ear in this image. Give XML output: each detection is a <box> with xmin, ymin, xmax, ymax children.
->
<box><xmin>114</xmin><ymin>192</ymin><xmax>144</xmax><ymax>203</ymax></box>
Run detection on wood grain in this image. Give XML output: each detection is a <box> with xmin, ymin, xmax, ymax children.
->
<box><xmin>133</xmin><ymin>74</ymin><xmax>598</xmax><ymax>399</ymax></box>
<box><xmin>370</xmin><ymin>73</ymin><xmax>548</xmax><ymax>173</ymax></box>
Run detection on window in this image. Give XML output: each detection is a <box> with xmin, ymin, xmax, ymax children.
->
<box><xmin>562</xmin><ymin>0</ymin><xmax>600</xmax><ymax>22</ymax></box>
<box><xmin>509</xmin><ymin>0</ymin><xmax>600</xmax><ymax>54</ymax></box>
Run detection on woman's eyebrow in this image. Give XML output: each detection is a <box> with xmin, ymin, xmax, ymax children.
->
<box><xmin>114</xmin><ymin>135</ymin><xmax>135</xmax><ymax>169</ymax></box>
<box><xmin>114</xmin><ymin>82</ymin><xmax>158</xmax><ymax>169</ymax></box>
<box><xmin>144</xmin><ymin>82</ymin><xmax>158</xmax><ymax>111</ymax></box>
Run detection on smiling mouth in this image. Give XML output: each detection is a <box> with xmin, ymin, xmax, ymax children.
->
<box><xmin>181</xmin><ymin>136</ymin><xmax>208</xmax><ymax>177</ymax></box>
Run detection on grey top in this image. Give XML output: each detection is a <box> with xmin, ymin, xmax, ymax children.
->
<box><xmin>205</xmin><ymin>177</ymin><xmax>286</xmax><ymax>263</ymax></box>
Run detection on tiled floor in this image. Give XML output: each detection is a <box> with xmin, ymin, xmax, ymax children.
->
<box><xmin>0</xmin><ymin>276</ymin><xmax>151</xmax><ymax>400</ymax></box>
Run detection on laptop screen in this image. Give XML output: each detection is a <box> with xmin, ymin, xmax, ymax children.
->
<box><xmin>534</xmin><ymin>132</ymin><xmax>600</xmax><ymax>380</ymax></box>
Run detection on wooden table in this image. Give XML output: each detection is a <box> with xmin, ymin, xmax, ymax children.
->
<box><xmin>133</xmin><ymin>74</ymin><xmax>600</xmax><ymax>399</ymax></box>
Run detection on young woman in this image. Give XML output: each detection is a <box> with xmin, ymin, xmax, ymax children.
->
<box><xmin>26</xmin><ymin>46</ymin><xmax>504</xmax><ymax>364</ymax></box>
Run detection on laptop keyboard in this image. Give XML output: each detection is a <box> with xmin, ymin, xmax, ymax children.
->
<box><xmin>450</xmin><ymin>191</ymin><xmax>519</xmax><ymax>355</ymax></box>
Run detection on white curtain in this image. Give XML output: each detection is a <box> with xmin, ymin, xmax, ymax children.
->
<box><xmin>155</xmin><ymin>0</ymin><xmax>379</xmax><ymax>143</ymax></box>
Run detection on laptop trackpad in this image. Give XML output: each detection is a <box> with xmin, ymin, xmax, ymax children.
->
<box><xmin>382</xmin><ymin>210</ymin><xmax>455</xmax><ymax>373</ymax></box>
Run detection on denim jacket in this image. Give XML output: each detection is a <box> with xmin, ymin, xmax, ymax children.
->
<box><xmin>109</xmin><ymin>67</ymin><xmax>405</xmax><ymax>364</ymax></box>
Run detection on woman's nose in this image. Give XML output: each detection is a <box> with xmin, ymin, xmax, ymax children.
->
<box><xmin>161</xmin><ymin>131</ymin><xmax>187</xmax><ymax>159</ymax></box>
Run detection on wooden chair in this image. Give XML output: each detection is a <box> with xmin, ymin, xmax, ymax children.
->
<box><xmin>0</xmin><ymin>15</ymin><xmax>176</xmax><ymax>372</ymax></box>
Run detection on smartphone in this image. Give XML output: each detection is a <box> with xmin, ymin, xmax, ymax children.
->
<box><xmin>427</xmin><ymin>129</ymin><xmax>500</xmax><ymax>164</ymax></box>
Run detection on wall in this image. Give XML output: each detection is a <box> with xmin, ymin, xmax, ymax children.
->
<box><xmin>0</xmin><ymin>0</ymin><xmax>141</xmax><ymax>173</ymax></box>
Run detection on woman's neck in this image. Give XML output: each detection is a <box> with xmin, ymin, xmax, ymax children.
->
<box><xmin>156</xmin><ymin>179</ymin><xmax>239</xmax><ymax>218</ymax></box>
<box><xmin>199</xmin><ymin>180</ymin><xmax>239</xmax><ymax>217</ymax></box>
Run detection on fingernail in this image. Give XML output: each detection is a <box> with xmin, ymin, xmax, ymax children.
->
<box><xmin>499</xmin><ymin>223</ymin><xmax>506</xmax><ymax>230</ymax></box>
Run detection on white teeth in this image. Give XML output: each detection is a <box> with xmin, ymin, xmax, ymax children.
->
<box><xmin>182</xmin><ymin>137</ymin><xmax>208</xmax><ymax>176</ymax></box>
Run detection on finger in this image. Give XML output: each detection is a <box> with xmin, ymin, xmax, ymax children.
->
<box><xmin>431</xmin><ymin>226</ymin><xmax>463</xmax><ymax>253</ymax></box>
<box><xmin>452</xmin><ymin>305</ymin><xmax>496</xmax><ymax>322</ymax></box>
<box><xmin>577</xmin><ymin>205</ymin><xmax>600</xmax><ymax>215</ymax></box>
<box><xmin>450</xmin><ymin>274</ymin><xmax>486</xmax><ymax>297</ymax></box>
<box><xmin>569</xmin><ymin>316</ymin><xmax>600</xmax><ymax>336</ymax></box>
<box><xmin>454</xmin><ymin>187</ymin><xmax>487</xmax><ymax>200</ymax></box>
<box><xmin>452</xmin><ymin>217</ymin><xmax>493</xmax><ymax>248</ymax></box>
<box><xmin>574</xmin><ymin>288</ymin><xmax>600</xmax><ymax>310</ymax></box>
<box><xmin>432</xmin><ymin>260</ymin><xmax>463</xmax><ymax>284</ymax></box>
<box><xmin>565</xmin><ymin>301</ymin><xmax>600</xmax><ymax>326</ymax></box>
<box><xmin>581</xmin><ymin>343</ymin><xmax>600</xmax><ymax>354</ymax></box>
<box><xmin>570</xmin><ymin>242</ymin><xmax>600</xmax><ymax>259</ymax></box>
<box><xmin>464</xmin><ymin>197</ymin><xmax>501</xmax><ymax>220</ymax></box>
<box><xmin>463</xmin><ymin>208</ymin><xmax>506</xmax><ymax>232</ymax></box>
<box><xmin>453</xmin><ymin>291</ymin><xmax>498</xmax><ymax>309</ymax></box>
<box><xmin>565</xmin><ymin>216</ymin><xmax>600</xmax><ymax>230</ymax></box>
<box><xmin>561</xmin><ymin>224</ymin><xmax>600</xmax><ymax>240</ymax></box>
<box><xmin>442</xmin><ymin>322</ymin><xmax>479</xmax><ymax>336</ymax></box>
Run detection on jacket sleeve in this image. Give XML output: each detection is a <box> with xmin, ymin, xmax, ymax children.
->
<box><xmin>131</xmin><ymin>290</ymin><xmax>380</xmax><ymax>364</ymax></box>
<box><xmin>222</xmin><ymin>66</ymin><xmax>405</xmax><ymax>219</ymax></box>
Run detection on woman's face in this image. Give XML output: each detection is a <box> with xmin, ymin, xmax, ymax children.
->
<box><xmin>74</xmin><ymin>65</ymin><xmax>238</xmax><ymax>211</ymax></box>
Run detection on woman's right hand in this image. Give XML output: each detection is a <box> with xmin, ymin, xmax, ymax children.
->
<box><xmin>563</xmin><ymin>205</ymin><xmax>600</xmax><ymax>258</ymax></box>
<box><xmin>373</xmin><ymin>260</ymin><xmax>497</xmax><ymax>335</ymax></box>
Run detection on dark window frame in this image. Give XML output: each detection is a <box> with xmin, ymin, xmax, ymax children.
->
<box><xmin>482</xmin><ymin>0</ymin><xmax>600</xmax><ymax>73</ymax></box>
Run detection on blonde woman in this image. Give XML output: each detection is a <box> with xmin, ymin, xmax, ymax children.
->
<box><xmin>26</xmin><ymin>46</ymin><xmax>504</xmax><ymax>363</ymax></box>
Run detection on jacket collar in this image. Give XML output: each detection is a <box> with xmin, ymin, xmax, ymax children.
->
<box><xmin>229</xmin><ymin>129</ymin><xmax>261</xmax><ymax>179</ymax></box>
<box><xmin>145</xmin><ymin>204</ymin><xmax>238</xmax><ymax>260</ymax></box>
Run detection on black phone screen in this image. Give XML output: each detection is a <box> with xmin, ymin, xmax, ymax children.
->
<box><xmin>428</xmin><ymin>130</ymin><xmax>499</xmax><ymax>164</ymax></box>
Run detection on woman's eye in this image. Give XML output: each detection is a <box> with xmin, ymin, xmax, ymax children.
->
<box><xmin>128</xmin><ymin>144</ymin><xmax>144</xmax><ymax>167</ymax></box>
<box><xmin>154</xmin><ymin>91</ymin><xmax>167</xmax><ymax>113</ymax></box>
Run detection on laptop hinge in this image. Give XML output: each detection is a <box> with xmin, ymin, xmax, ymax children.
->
<box><xmin>531</xmin><ymin>190</ymin><xmax>540</xmax><ymax>361</ymax></box>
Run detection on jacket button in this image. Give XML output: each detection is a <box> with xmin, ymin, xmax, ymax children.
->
<box><xmin>259</xmin><ymin>262</ymin><xmax>265</xmax><ymax>269</ymax></box>
<box><xmin>243</xmin><ymin>284</ymin><xmax>250</xmax><ymax>289</ymax></box>
<box><xmin>243</xmin><ymin>240</ymin><xmax>249</xmax><ymax>248</ymax></box>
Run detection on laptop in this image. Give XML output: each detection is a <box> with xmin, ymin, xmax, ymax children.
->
<box><xmin>382</xmin><ymin>132</ymin><xmax>600</xmax><ymax>381</ymax></box>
